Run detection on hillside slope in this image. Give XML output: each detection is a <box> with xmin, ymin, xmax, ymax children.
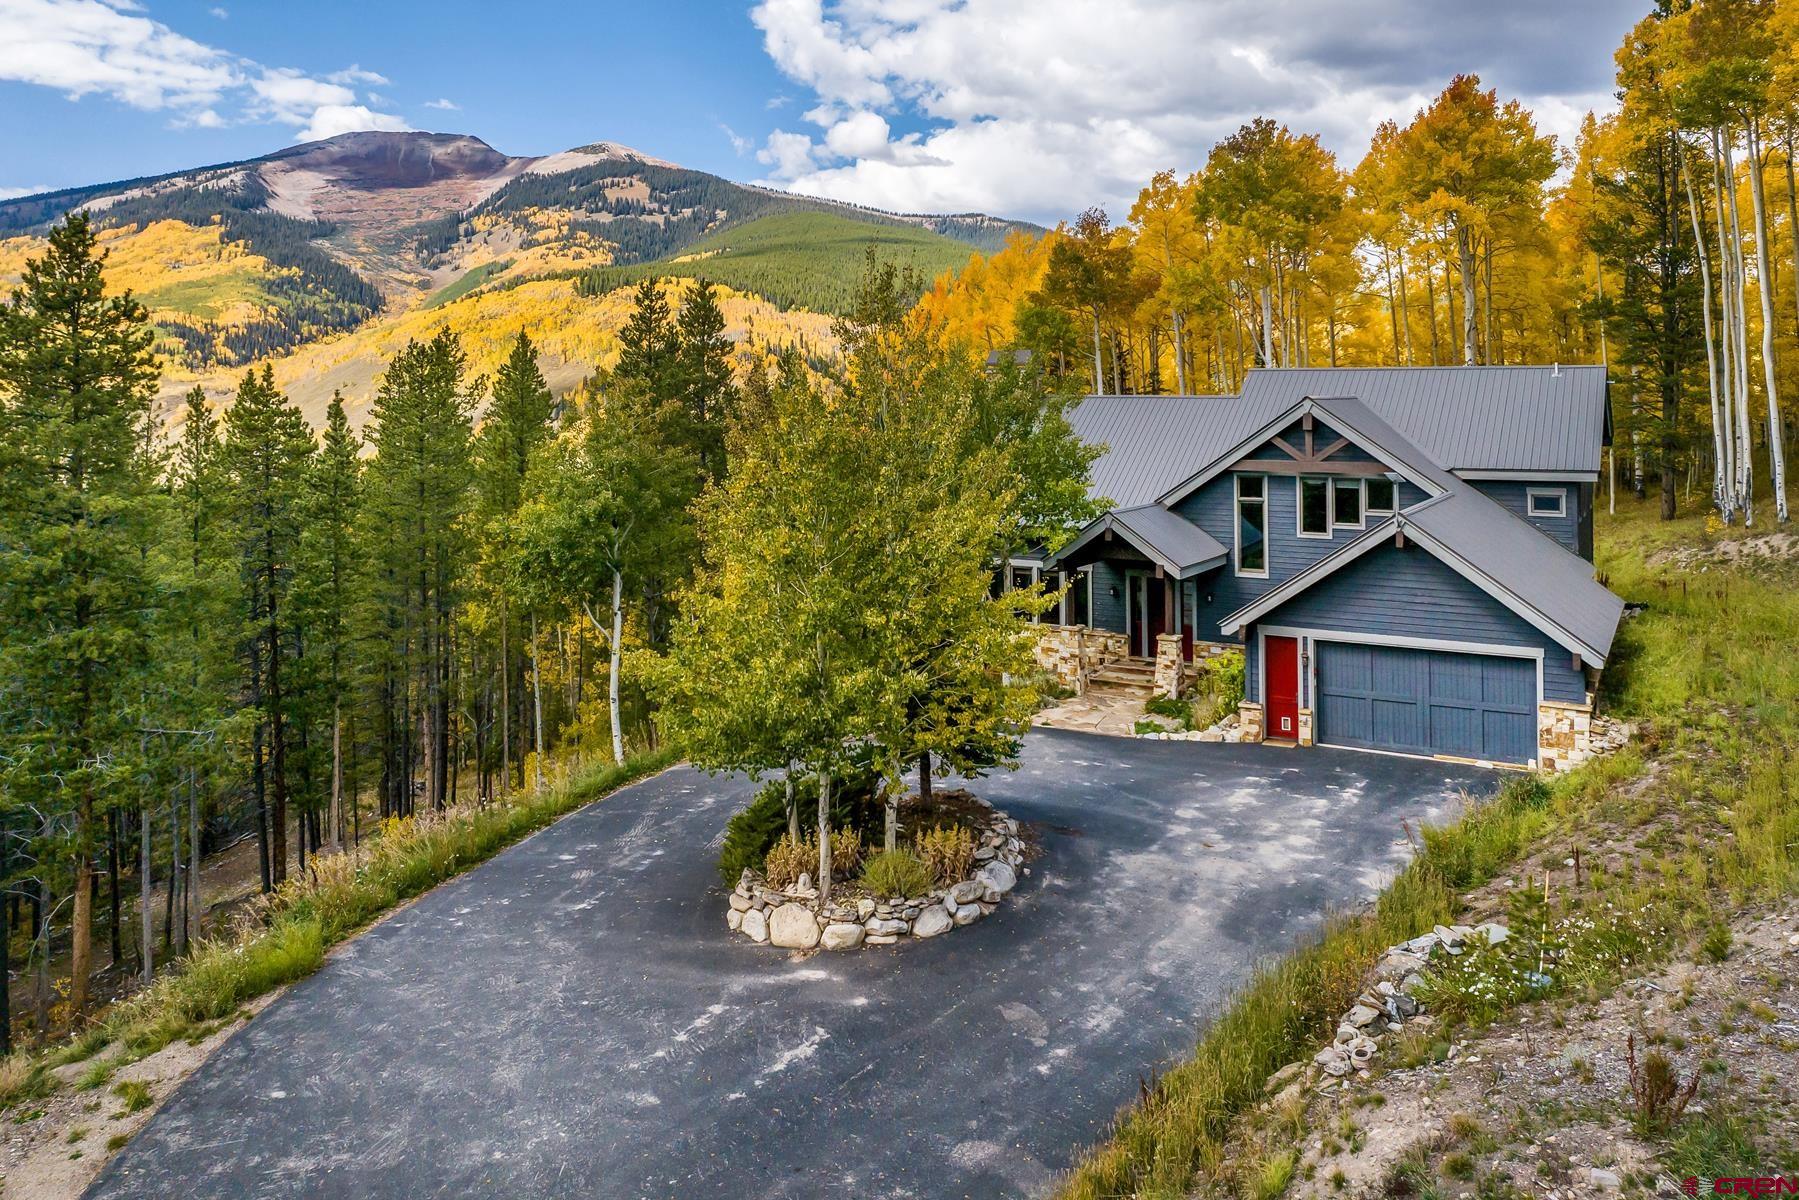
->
<box><xmin>0</xmin><ymin>131</ymin><xmax>1040</xmax><ymax>427</ymax></box>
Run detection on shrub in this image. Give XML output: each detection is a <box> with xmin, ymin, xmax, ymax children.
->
<box><xmin>1626</xmin><ymin>1032</ymin><xmax>1699</xmax><ymax>1133</ymax></box>
<box><xmin>860</xmin><ymin>849</ymin><xmax>934</xmax><ymax>898</ymax></box>
<box><xmin>1699</xmin><ymin>923</ymin><xmax>1732</xmax><ymax>962</ymax></box>
<box><xmin>111</xmin><ymin>1080</ymin><xmax>153</xmax><ymax>1117</ymax></box>
<box><xmin>1144</xmin><ymin>694</ymin><xmax>1194</xmax><ymax>728</ymax></box>
<box><xmin>763</xmin><ymin>833</ymin><xmax>813</xmax><ymax>888</ymax></box>
<box><xmin>1195</xmin><ymin>650</ymin><xmax>1246</xmax><ymax>726</ymax></box>
<box><xmin>716</xmin><ymin>764</ymin><xmax>884</xmax><ymax>886</ymax></box>
<box><xmin>913</xmin><ymin>824</ymin><xmax>975</xmax><ymax>886</ymax></box>
<box><xmin>829</xmin><ymin>826</ymin><xmax>864</xmax><ymax>878</ymax></box>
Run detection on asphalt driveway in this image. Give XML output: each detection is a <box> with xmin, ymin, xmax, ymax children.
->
<box><xmin>88</xmin><ymin>731</ymin><xmax>1493</xmax><ymax>1200</ymax></box>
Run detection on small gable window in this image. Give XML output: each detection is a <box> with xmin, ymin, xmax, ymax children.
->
<box><xmin>1236</xmin><ymin>474</ymin><xmax>1267</xmax><ymax>576</ymax></box>
<box><xmin>1527</xmin><ymin>487</ymin><xmax>1566</xmax><ymax>518</ymax></box>
<box><xmin>1332</xmin><ymin>478</ymin><xmax>1363</xmax><ymax>528</ymax></box>
<box><xmin>1298</xmin><ymin>477</ymin><xmax>1330</xmax><ymax>538</ymax></box>
<box><xmin>1365</xmin><ymin>477</ymin><xmax>1396</xmax><ymax>514</ymax></box>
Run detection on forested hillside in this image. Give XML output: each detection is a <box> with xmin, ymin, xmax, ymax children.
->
<box><xmin>0</xmin><ymin>131</ymin><xmax>1038</xmax><ymax>425</ymax></box>
<box><xmin>922</xmin><ymin>10</ymin><xmax>1799</xmax><ymax>527</ymax></box>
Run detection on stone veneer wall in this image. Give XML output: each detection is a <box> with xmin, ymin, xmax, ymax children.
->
<box><xmin>1537</xmin><ymin>700</ymin><xmax>1597</xmax><ymax>773</ymax></box>
<box><xmin>1154</xmin><ymin>634</ymin><xmax>1185</xmax><ymax>699</ymax></box>
<box><xmin>726</xmin><ymin>799</ymin><xmax>1025</xmax><ymax>951</ymax></box>
<box><xmin>1238</xmin><ymin>700</ymin><xmax>1265</xmax><ymax>743</ymax></box>
<box><xmin>1034</xmin><ymin>625</ymin><xmax>1129</xmax><ymax>693</ymax></box>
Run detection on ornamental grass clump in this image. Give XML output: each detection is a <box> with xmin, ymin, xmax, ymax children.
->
<box><xmin>860</xmin><ymin>849</ymin><xmax>934</xmax><ymax>898</ymax></box>
<box><xmin>913</xmin><ymin>824</ymin><xmax>975</xmax><ymax>886</ymax></box>
<box><xmin>762</xmin><ymin>833</ymin><xmax>812</xmax><ymax>888</ymax></box>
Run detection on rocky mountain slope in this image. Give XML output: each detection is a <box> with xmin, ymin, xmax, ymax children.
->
<box><xmin>0</xmin><ymin>131</ymin><xmax>1041</xmax><ymax>427</ymax></box>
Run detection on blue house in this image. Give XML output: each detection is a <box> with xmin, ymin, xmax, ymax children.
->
<box><xmin>1028</xmin><ymin>366</ymin><xmax>1624</xmax><ymax>772</ymax></box>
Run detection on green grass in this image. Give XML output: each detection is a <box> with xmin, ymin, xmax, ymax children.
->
<box><xmin>575</xmin><ymin>211</ymin><xmax>975</xmax><ymax>314</ymax></box>
<box><xmin>137</xmin><ymin>264</ymin><xmax>281</xmax><ymax>320</ymax></box>
<box><xmin>425</xmin><ymin>259</ymin><xmax>511</xmax><ymax>309</ymax></box>
<box><xmin>45</xmin><ymin>751</ymin><xmax>673</xmax><ymax>1078</ymax></box>
<box><xmin>1053</xmin><ymin>496</ymin><xmax>1799</xmax><ymax>1199</ymax></box>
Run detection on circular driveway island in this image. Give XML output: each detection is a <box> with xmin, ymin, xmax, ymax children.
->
<box><xmin>87</xmin><ymin>730</ymin><xmax>1492</xmax><ymax>1200</ymax></box>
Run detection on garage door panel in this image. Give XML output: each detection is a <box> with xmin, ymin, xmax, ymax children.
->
<box><xmin>1370</xmin><ymin>698</ymin><xmax>1423</xmax><ymax>750</ymax></box>
<box><xmin>1315</xmin><ymin>641</ymin><xmax>1536</xmax><ymax>765</ymax></box>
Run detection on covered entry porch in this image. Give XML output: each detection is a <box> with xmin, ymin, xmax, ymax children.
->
<box><xmin>1035</xmin><ymin>505</ymin><xmax>1235</xmax><ymax>697</ymax></box>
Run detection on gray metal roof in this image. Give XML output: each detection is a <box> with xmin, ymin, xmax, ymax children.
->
<box><xmin>1069</xmin><ymin>365</ymin><xmax>1611</xmax><ymax>503</ymax></box>
<box><xmin>1238</xmin><ymin>366</ymin><xmax>1610</xmax><ymax>475</ymax></box>
<box><xmin>1047</xmin><ymin>504</ymin><xmax>1227</xmax><ymax>579</ymax></box>
<box><xmin>1399</xmin><ymin>487</ymin><xmax>1624</xmax><ymax>663</ymax></box>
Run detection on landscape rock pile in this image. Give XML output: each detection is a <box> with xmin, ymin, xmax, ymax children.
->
<box><xmin>726</xmin><ymin>801</ymin><xmax>1026</xmax><ymax>951</ymax></box>
<box><xmin>1298</xmin><ymin>922</ymin><xmax>1508</xmax><ymax>1084</ymax></box>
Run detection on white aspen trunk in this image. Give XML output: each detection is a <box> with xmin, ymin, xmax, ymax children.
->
<box><xmin>530</xmin><ymin>612</ymin><xmax>546</xmax><ymax>795</ymax></box>
<box><xmin>1396</xmin><ymin>248</ymin><xmax>1414</xmax><ymax>365</ymax></box>
<box><xmin>499</xmin><ymin>601</ymin><xmax>510</xmax><ymax>796</ymax></box>
<box><xmin>816</xmin><ymin>767</ymin><xmax>833</xmax><ymax>902</ymax></box>
<box><xmin>609</xmin><ymin>567</ymin><xmax>625</xmax><ymax>765</ymax></box>
<box><xmin>330</xmin><ymin>701</ymin><xmax>343</xmax><ymax>848</ymax></box>
<box><xmin>1260</xmin><ymin>284</ymin><xmax>1275</xmax><ymax>367</ymax></box>
<box><xmin>1712</xmin><ymin>134</ymin><xmax>1742</xmax><ymax>519</ymax></box>
<box><xmin>188</xmin><ymin>768</ymin><xmax>201</xmax><ymax>949</ymax></box>
<box><xmin>1090</xmin><ymin>313</ymin><xmax>1104</xmax><ymax>395</ymax></box>
<box><xmin>1746</xmin><ymin>120</ymin><xmax>1791</xmax><ymax>522</ymax></box>
<box><xmin>785</xmin><ymin>764</ymin><xmax>799</xmax><ymax>845</ymax></box>
<box><xmin>1458</xmin><ymin>222</ymin><xmax>1478</xmax><ymax>365</ymax></box>
<box><xmin>1724</xmin><ymin>132</ymin><xmax>1756</xmax><ymax>522</ymax></box>
<box><xmin>1683</xmin><ymin>151</ymin><xmax>1729</xmax><ymax>516</ymax></box>
<box><xmin>139</xmin><ymin>805</ymin><xmax>153</xmax><ymax>986</ymax></box>
<box><xmin>1171</xmin><ymin>308</ymin><xmax>1188</xmax><ymax>393</ymax></box>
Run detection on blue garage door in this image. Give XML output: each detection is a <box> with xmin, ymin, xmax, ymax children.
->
<box><xmin>1315</xmin><ymin>642</ymin><xmax>1536</xmax><ymax>764</ymax></box>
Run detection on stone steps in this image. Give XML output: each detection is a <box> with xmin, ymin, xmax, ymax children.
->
<box><xmin>1085</xmin><ymin>659</ymin><xmax>1158</xmax><ymax>699</ymax></box>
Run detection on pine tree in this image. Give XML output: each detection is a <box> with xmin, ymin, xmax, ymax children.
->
<box><xmin>473</xmin><ymin>333</ymin><xmax>556</xmax><ymax>795</ymax></box>
<box><xmin>365</xmin><ymin>331</ymin><xmax>475</xmax><ymax>812</ymax></box>
<box><xmin>298</xmin><ymin>393</ymin><xmax>362</xmax><ymax>845</ymax></box>
<box><xmin>674</xmin><ymin>279</ymin><xmax>736</xmax><ymax>481</ymax></box>
<box><xmin>615</xmin><ymin>278</ymin><xmax>680</xmax><ymax>405</ymax></box>
<box><xmin>221</xmin><ymin>366</ymin><xmax>315</xmax><ymax>889</ymax></box>
<box><xmin>0</xmin><ymin>214</ymin><xmax>162</xmax><ymax>1017</ymax></box>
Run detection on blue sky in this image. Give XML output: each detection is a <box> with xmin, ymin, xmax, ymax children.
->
<box><xmin>1</xmin><ymin>0</ymin><xmax>1647</xmax><ymax>225</ymax></box>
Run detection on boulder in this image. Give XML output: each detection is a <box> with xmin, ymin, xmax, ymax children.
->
<box><xmin>1313</xmin><ymin>1045</ymin><xmax>1351</xmax><ymax>1077</ymax></box>
<box><xmin>856</xmin><ymin>898</ymin><xmax>876</xmax><ymax>921</ymax></box>
<box><xmin>741</xmin><ymin>907</ymin><xmax>768</xmax><ymax>943</ymax></box>
<box><xmin>1345</xmin><ymin>1004</ymin><xmax>1382</xmax><ymax>1028</ymax></box>
<box><xmin>729</xmin><ymin>893</ymin><xmax>753</xmax><ymax>913</ymax></box>
<box><xmin>865</xmin><ymin>917</ymin><xmax>907</xmax><ymax>937</ymax></box>
<box><xmin>768</xmin><ymin>902</ymin><xmax>821</xmax><ymax>950</ymax></box>
<box><xmin>912</xmin><ymin>905</ymin><xmax>954</xmax><ymax>938</ymax></box>
<box><xmin>866</xmin><ymin>934</ymin><xmax>899</xmax><ymax>945</ymax></box>
<box><xmin>1474</xmin><ymin>922</ymin><xmax>1511</xmax><ymax>945</ymax></box>
<box><xmin>821</xmin><ymin>922</ymin><xmax>865</xmax><ymax>951</ymax></box>
<box><xmin>952</xmin><ymin>903</ymin><xmax>982</xmax><ymax>926</ymax></box>
<box><xmin>726</xmin><ymin>909</ymin><xmax>743</xmax><ymax>932</ymax></box>
<box><xmin>976</xmin><ymin>861</ymin><xmax>1016</xmax><ymax>897</ymax></box>
<box><xmin>948</xmin><ymin>879</ymin><xmax>985</xmax><ymax>906</ymax></box>
<box><xmin>1264</xmin><ymin>1062</ymin><xmax>1305</xmax><ymax>1095</ymax></box>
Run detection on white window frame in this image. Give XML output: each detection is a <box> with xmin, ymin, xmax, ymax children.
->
<box><xmin>1365</xmin><ymin>475</ymin><xmax>1398</xmax><ymax>516</ymax></box>
<box><xmin>1235</xmin><ymin>473</ymin><xmax>1269</xmax><ymax>578</ymax></box>
<box><xmin>1331</xmin><ymin>477</ymin><xmax>1365</xmax><ymax>530</ymax></box>
<box><xmin>1526</xmin><ymin>487</ymin><xmax>1567</xmax><ymax>519</ymax></box>
<box><xmin>1296</xmin><ymin>476</ymin><xmax>1331</xmax><ymax>539</ymax></box>
<box><xmin>1057</xmin><ymin>568</ymin><xmax>1093</xmax><ymax>627</ymax></box>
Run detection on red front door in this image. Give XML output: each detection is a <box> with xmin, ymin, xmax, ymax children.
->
<box><xmin>1265</xmin><ymin>635</ymin><xmax>1300</xmax><ymax>741</ymax></box>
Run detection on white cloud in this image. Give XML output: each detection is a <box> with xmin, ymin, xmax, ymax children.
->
<box><xmin>0</xmin><ymin>184</ymin><xmax>51</xmax><ymax>198</ymax></box>
<box><xmin>0</xmin><ymin>0</ymin><xmax>410</xmax><ymax>142</ymax></box>
<box><xmin>207</xmin><ymin>5</ymin><xmax>225</xmax><ymax>17</ymax></box>
<box><xmin>720</xmin><ymin>122</ymin><xmax>753</xmax><ymax>156</ymax></box>
<box><xmin>757</xmin><ymin>128</ymin><xmax>819</xmax><ymax>178</ymax></box>
<box><xmin>747</xmin><ymin>0</ymin><xmax>1640</xmax><ymax>221</ymax></box>
<box><xmin>296</xmin><ymin>102</ymin><xmax>409</xmax><ymax>142</ymax></box>
<box><xmin>424</xmin><ymin>96</ymin><xmax>459</xmax><ymax>110</ymax></box>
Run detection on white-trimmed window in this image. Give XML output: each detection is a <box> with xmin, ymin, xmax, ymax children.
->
<box><xmin>1365</xmin><ymin>477</ymin><xmax>1397</xmax><ymax>515</ymax></box>
<box><xmin>1236</xmin><ymin>474</ymin><xmax>1268</xmax><ymax>576</ymax></box>
<box><xmin>1332</xmin><ymin>478</ymin><xmax>1363</xmax><ymax>528</ymax></box>
<box><xmin>1527</xmin><ymin>487</ymin><xmax>1566</xmax><ymax>518</ymax></box>
<box><xmin>1297</xmin><ymin>476</ymin><xmax>1330</xmax><ymax>538</ymax></box>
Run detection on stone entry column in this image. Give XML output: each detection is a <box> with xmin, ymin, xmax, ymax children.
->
<box><xmin>1154</xmin><ymin>633</ymin><xmax>1184</xmax><ymax>699</ymax></box>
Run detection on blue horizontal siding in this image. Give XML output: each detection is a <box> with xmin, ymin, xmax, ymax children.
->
<box><xmin>1250</xmin><ymin>539</ymin><xmax>1587</xmax><ymax>705</ymax></box>
<box><xmin>1089</xmin><ymin>560</ymin><xmax>1128</xmax><ymax>633</ymax></box>
<box><xmin>1472</xmin><ymin>481</ymin><xmax>1578</xmax><ymax>553</ymax></box>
